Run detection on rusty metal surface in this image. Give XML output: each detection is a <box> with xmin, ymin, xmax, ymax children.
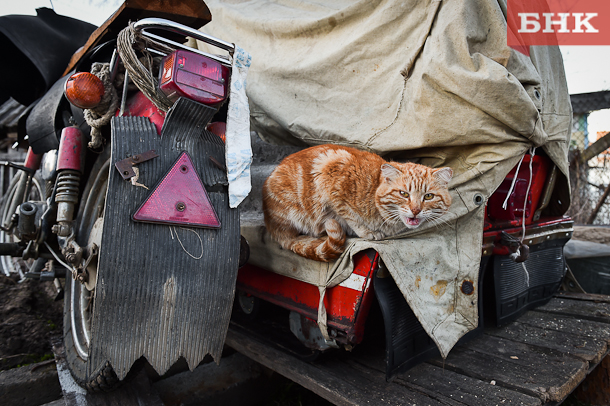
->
<box><xmin>64</xmin><ymin>0</ymin><xmax>212</xmax><ymax>76</ymax></box>
<box><xmin>89</xmin><ymin>110</ymin><xmax>239</xmax><ymax>380</ymax></box>
<box><xmin>114</xmin><ymin>149</ymin><xmax>159</xmax><ymax>180</ymax></box>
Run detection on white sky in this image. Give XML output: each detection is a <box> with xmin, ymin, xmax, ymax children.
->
<box><xmin>1</xmin><ymin>0</ymin><xmax>609</xmax><ymax>132</ymax></box>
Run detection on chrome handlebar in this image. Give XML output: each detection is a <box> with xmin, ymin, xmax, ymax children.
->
<box><xmin>133</xmin><ymin>18</ymin><xmax>234</xmax><ymax>67</ymax></box>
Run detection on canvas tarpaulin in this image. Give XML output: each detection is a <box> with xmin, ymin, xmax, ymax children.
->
<box><xmin>199</xmin><ymin>0</ymin><xmax>572</xmax><ymax>357</ymax></box>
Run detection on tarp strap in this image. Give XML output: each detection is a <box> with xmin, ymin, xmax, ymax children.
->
<box><xmin>503</xmin><ymin>147</ymin><xmax>537</xmax><ymax>287</ymax></box>
<box><xmin>317</xmin><ymin>286</ymin><xmax>330</xmax><ymax>341</ymax></box>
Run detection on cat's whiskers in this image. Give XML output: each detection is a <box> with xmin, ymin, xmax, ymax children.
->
<box><xmin>381</xmin><ymin>209</ymin><xmax>403</xmax><ymax>228</ymax></box>
<box><xmin>425</xmin><ymin>212</ymin><xmax>454</xmax><ymax>229</ymax></box>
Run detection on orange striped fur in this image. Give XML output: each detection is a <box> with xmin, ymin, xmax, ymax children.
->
<box><xmin>262</xmin><ymin>145</ymin><xmax>452</xmax><ymax>262</ymax></box>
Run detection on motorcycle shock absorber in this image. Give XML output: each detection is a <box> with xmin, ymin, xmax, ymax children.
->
<box><xmin>1</xmin><ymin>148</ymin><xmax>42</xmax><ymax>231</ymax></box>
<box><xmin>52</xmin><ymin>127</ymin><xmax>84</xmax><ymax>238</ymax></box>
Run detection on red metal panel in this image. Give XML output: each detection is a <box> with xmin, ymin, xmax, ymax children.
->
<box><xmin>236</xmin><ymin>251</ymin><xmax>378</xmax><ymax>344</ymax></box>
<box><xmin>119</xmin><ymin>92</ymin><xmax>166</xmax><ymax>135</ymax></box>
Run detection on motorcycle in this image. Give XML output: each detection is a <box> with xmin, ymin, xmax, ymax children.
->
<box><xmin>0</xmin><ymin>0</ymin><xmax>247</xmax><ymax>391</ymax></box>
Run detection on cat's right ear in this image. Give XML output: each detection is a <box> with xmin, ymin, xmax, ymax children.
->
<box><xmin>381</xmin><ymin>164</ymin><xmax>402</xmax><ymax>182</ymax></box>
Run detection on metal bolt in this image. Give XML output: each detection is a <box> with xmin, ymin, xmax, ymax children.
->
<box><xmin>180</xmin><ymin>165</ymin><xmax>189</xmax><ymax>174</ymax></box>
<box><xmin>176</xmin><ymin>202</ymin><xmax>186</xmax><ymax>212</ymax></box>
<box><xmin>123</xmin><ymin>171</ymin><xmax>129</xmax><ymax>176</ymax></box>
<box><xmin>133</xmin><ymin>155</ymin><xmax>140</xmax><ymax>162</ymax></box>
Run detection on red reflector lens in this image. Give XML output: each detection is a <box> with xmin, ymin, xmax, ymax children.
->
<box><xmin>159</xmin><ymin>50</ymin><xmax>230</xmax><ymax>107</ymax></box>
<box><xmin>133</xmin><ymin>152</ymin><xmax>221</xmax><ymax>229</ymax></box>
<box><xmin>64</xmin><ymin>72</ymin><xmax>105</xmax><ymax>109</ymax></box>
<box><xmin>160</xmin><ymin>52</ymin><xmax>176</xmax><ymax>85</ymax></box>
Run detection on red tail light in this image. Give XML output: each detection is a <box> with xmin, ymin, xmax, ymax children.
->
<box><xmin>64</xmin><ymin>72</ymin><xmax>105</xmax><ymax>109</ymax></box>
<box><xmin>159</xmin><ymin>50</ymin><xmax>230</xmax><ymax>107</ymax></box>
<box><xmin>487</xmin><ymin>154</ymin><xmax>550</xmax><ymax>227</ymax></box>
<box><xmin>133</xmin><ymin>152</ymin><xmax>220</xmax><ymax>229</ymax></box>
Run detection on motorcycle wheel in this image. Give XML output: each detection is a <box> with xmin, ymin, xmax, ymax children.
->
<box><xmin>63</xmin><ymin>149</ymin><xmax>120</xmax><ymax>392</ymax></box>
<box><xmin>0</xmin><ymin>172</ymin><xmax>44</xmax><ymax>277</ymax></box>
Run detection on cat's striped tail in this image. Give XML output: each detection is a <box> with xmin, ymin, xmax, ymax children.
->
<box><xmin>270</xmin><ymin>218</ymin><xmax>346</xmax><ymax>262</ymax></box>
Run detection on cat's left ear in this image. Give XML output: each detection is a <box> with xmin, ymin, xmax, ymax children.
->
<box><xmin>433</xmin><ymin>167</ymin><xmax>453</xmax><ymax>185</ymax></box>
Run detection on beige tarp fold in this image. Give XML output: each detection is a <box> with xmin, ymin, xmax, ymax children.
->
<box><xmin>199</xmin><ymin>0</ymin><xmax>572</xmax><ymax>357</ymax></box>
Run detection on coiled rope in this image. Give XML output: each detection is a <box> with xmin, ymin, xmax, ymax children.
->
<box><xmin>116</xmin><ymin>22</ymin><xmax>175</xmax><ymax>112</ymax></box>
<box><xmin>84</xmin><ymin>62</ymin><xmax>120</xmax><ymax>149</ymax></box>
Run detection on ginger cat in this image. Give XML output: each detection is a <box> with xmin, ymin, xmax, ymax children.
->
<box><xmin>262</xmin><ymin>145</ymin><xmax>453</xmax><ymax>262</ymax></box>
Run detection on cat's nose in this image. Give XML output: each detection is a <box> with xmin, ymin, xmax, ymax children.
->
<box><xmin>411</xmin><ymin>207</ymin><xmax>421</xmax><ymax>216</ymax></box>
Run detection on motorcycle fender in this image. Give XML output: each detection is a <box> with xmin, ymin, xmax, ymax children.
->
<box><xmin>88</xmin><ymin>99</ymin><xmax>239</xmax><ymax>380</ymax></box>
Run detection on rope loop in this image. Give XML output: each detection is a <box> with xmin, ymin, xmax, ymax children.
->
<box><xmin>116</xmin><ymin>22</ymin><xmax>175</xmax><ymax>112</ymax></box>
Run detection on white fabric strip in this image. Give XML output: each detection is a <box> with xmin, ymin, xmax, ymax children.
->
<box><xmin>225</xmin><ymin>46</ymin><xmax>253</xmax><ymax>208</ymax></box>
<box><xmin>338</xmin><ymin>273</ymin><xmax>368</xmax><ymax>291</ymax></box>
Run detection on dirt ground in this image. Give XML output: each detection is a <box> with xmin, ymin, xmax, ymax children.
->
<box><xmin>0</xmin><ymin>274</ymin><xmax>63</xmax><ymax>370</ymax></box>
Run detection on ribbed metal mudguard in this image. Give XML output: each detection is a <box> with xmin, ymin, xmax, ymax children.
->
<box><xmin>89</xmin><ymin>100</ymin><xmax>239</xmax><ymax>380</ymax></box>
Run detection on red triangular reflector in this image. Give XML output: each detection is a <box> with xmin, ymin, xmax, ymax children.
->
<box><xmin>133</xmin><ymin>152</ymin><xmax>221</xmax><ymax>229</ymax></box>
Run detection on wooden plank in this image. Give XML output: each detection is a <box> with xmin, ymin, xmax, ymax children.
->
<box><xmin>486</xmin><ymin>321</ymin><xmax>607</xmax><ymax>364</ymax></box>
<box><xmin>400</xmin><ymin>363</ymin><xmax>542</xmax><ymax>406</ymax></box>
<box><xmin>226</xmin><ymin>323</ymin><xmax>445</xmax><ymax>406</ymax></box>
<box><xmin>555</xmin><ymin>291</ymin><xmax>610</xmax><ymax>303</ymax></box>
<box><xmin>327</xmin><ymin>356</ymin><xmax>452</xmax><ymax>406</ymax></box>
<box><xmin>342</xmin><ymin>337</ymin><xmax>542</xmax><ymax>406</ymax></box>
<box><xmin>428</xmin><ymin>335</ymin><xmax>589</xmax><ymax>403</ymax></box>
<box><xmin>537</xmin><ymin>297</ymin><xmax>610</xmax><ymax>324</ymax></box>
<box><xmin>572</xmin><ymin>355</ymin><xmax>610</xmax><ymax>405</ymax></box>
<box><xmin>518</xmin><ymin>311</ymin><xmax>610</xmax><ymax>345</ymax></box>
<box><xmin>580</xmin><ymin>131</ymin><xmax>610</xmax><ymax>164</ymax></box>
<box><xmin>153</xmin><ymin>352</ymin><xmax>279</xmax><ymax>406</ymax></box>
<box><xmin>352</xmin><ymin>355</ymin><xmax>541</xmax><ymax>406</ymax></box>
<box><xmin>465</xmin><ymin>335</ymin><xmax>588</xmax><ymax>402</ymax></box>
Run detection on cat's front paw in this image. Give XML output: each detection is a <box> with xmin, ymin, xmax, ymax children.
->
<box><xmin>363</xmin><ymin>231</ymin><xmax>385</xmax><ymax>241</ymax></box>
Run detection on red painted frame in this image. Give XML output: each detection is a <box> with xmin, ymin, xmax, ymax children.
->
<box><xmin>237</xmin><ymin>250</ymin><xmax>379</xmax><ymax>344</ymax></box>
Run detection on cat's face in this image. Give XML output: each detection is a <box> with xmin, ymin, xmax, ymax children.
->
<box><xmin>376</xmin><ymin>163</ymin><xmax>453</xmax><ymax>230</ymax></box>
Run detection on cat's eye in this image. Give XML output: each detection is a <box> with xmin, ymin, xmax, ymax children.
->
<box><xmin>400</xmin><ymin>191</ymin><xmax>409</xmax><ymax>198</ymax></box>
<box><xmin>424</xmin><ymin>193</ymin><xmax>434</xmax><ymax>200</ymax></box>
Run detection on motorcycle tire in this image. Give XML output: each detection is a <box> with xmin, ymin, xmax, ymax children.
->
<box><xmin>62</xmin><ymin>147</ymin><xmax>120</xmax><ymax>392</ymax></box>
<box><xmin>0</xmin><ymin>171</ymin><xmax>44</xmax><ymax>277</ymax></box>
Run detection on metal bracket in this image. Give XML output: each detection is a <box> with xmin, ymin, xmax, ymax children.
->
<box><xmin>115</xmin><ymin>150</ymin><xmax>159</xmax><ymax>180</ymax></box>
<box><xmin>499</xmin><ymin>231</ymin><xmax>529</xmax><ymax>263</ymax></box>
<box><xmin>0</xmin><ymin>161</ymin><xmax>36</xmax><ymax>174</ymax></box>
